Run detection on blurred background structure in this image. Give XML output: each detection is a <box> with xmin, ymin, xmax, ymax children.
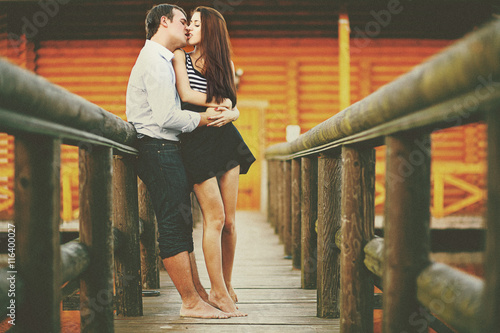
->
<box><xmin>0</xmin><ymin>0</ymin><xmax>497</xmax><ymax>217</ymax></box>
<box><xmin>1</xmin><ymin>1</ymin><xmax>499</xmax><ymax>332</ymax></box>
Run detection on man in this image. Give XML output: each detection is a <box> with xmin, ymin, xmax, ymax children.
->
<box><xmin>126</xmin><ymin>4</ymin><xmax>229</xmax><ymax>319</ymax></box>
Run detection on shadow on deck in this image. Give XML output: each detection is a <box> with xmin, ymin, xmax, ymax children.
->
<box><xmin>114</xmin><ymin>211</ymin><xmax>339</xmax><ymax>332</ymax></box>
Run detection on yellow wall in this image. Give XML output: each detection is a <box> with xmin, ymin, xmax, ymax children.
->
<box><xmin>0</xmin><ymin>36</ymin><xmax>486</xmax><ymax>215</ymax></box>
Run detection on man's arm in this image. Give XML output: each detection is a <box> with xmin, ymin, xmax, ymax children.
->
<box><xmin>198</xmin><ymin>108</ymin><xmax>221</xmax><ymax>127</ymax></box>
<box><xmin>144</xmin><ymin>63</ymin><xmax>201</xmax><ymax>133</ymax></box>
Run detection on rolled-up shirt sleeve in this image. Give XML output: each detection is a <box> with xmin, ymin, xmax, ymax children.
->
<box><xmin>144</xmin><ymin>60</ymin><xmax>200</xmax><ymax>133</ymax></box>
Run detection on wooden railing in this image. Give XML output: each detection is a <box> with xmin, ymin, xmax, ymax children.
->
<box><xmin>0</xmin><ymin>58</ymin><xmax>158</xmax><ymax>332</ymax></box>
<box><xmin>265</xmin><ymin>19</ymin><xmax>500</xmax><ymax>333</ymax></box>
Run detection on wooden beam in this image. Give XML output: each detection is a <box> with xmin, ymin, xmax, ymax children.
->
<box><xmin>15</xmin><ymin>135</ymin><xmax>61</xmax><ymax>332</ymax></box>
<box><xmin>283</xmin><ymin>160</ymin><xmax>292</xmax><ymax>257</ymax></box>
<box><xmin>0</xmin><ymin>59</ymin><xmax>136</xmax><ymax>145</ymax></box>
<box><xmin>301</xmin><ymin>156</ymin><xmax>318</xmax><ymax>289</ymax></box>
<box><xmin>277</xmin><ymin>160</ymin><xmax>284</xmax><ymax>237</ymax></box>
<box><xmin>382</xmin><ymin>133</ymin><xmax>431</xmax><ymax>332</ymax></box>
<box><xmin>61</xmin><ymin>241</ymin><xmax>90</xmax><ymax>283</ymax></box>
<box><xmin>267</xmin><ymin>160</ymin><xmax>277</xmax><ymax>229</ymax></box>
<box><xmin>417</xmin><ymin>262</ymin><xmax>482</xmax><ymax>333</ymax></box>
<box><xmin>138</xmin><ymin>179</ymin><xmax>160</xmax><ymax>290</ymax></box>
<box><xmin>482</xmin><ymin>108</ymin><xmax>500</xmax><ymax>331</ymax></box>
<box><xmin>267</xmin><ymin>160</ymin><xmax>275</xmax><ymax>227</ymax></box>
<box><xmin>340</xmin><ymin>145</ymin><xmax>375</xmax><ymax>332</ymax></box>
<box><xmin>113</xmin><ymin>154</ymin><xmax>142</xmax><ymax>317</ymax></box>
<box><xmin>265</xmin><ymin>19</ymin><xmax>500</xmax><ymax>159</ymax></box>
<box><xmin>364</xmin><ymin>238</ymin><xmax>484</xmax><ymax>333</ymax></box>
<box><xmin>79</xmin><ymin>146</ymin><xmax>114</xmax><ymax>332</ymax></box>
<box><xmin>317</xmin><ymin>152</ymin><xmax>342</xmax><ymax>318</ymax></box>
<box><xmin>291</xmin><ymin>158</ymin><xmax>302</xmax><ymax>269</ymax></box>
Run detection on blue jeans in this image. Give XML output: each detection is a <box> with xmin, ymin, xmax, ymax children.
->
<box><xmin>136</xmin><ymin>137</ymin><xmax>194</xmax><ymax>259</ymax></box>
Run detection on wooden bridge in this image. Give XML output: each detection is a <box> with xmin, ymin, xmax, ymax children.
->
<box><xmin>114</xmin><ymin>211</ymin><xmax>339</xmax><ymax>332</ymax></box>
<box><xmin>0</xmin><ymin>15</ymin><xmax>500</xmax><ymax>333</ymax></box>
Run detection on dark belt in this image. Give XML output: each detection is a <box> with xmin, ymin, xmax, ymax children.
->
<box><xmin>137</xmin><ymin>136</ymin><xmax>180</xmax><ymax>145</ymax></box>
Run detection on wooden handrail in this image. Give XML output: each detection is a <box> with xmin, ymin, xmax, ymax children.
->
<box><xmin>265</xmin><ymin>18</ymin><xmax>500</xmax><ymax>333</ymax></box>
<box><xmin>0</xmin><ymin>59</ymin><xmax>136</xmax><ymax>146</ymax></box>
<box><xmin>60</xmin><ymin>241</ymin><xmax>91</xmax><ymax>284</ymax></box>
<box><xmin>364</xmin><ymin>238</ymin><xmax>483</xmax><ymax>333</ymax></box>
<box><xmin>0</xmin><ymin>107</ymin><xmax>138</xmax><ymax>155</ymax></box>
<box><xmin>265</xmin><ymin>19</ymin><xmax>500</xmax><ymax>160</ymax></box>
<box><xmin>0</xmin><ymin>240</ymin><xmax>90</xmax><ymax>317</ymax></box>
<box><xmin>0</xmin><ymin>58</ymin><xmax>156</xmax><ymax>332</ymax></box>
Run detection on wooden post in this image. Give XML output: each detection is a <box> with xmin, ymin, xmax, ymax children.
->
<box><xmin>338</xmin><ymin>7</ymin><xmax>351</xmax><ymax>111</ymax></box>
<box><xmin>301</xmin><ymin>156</ymin><xmax>318</xmax><ymax>289</ymax></box>
<box><xmin>276</xmin><ymin>160</ymin><xmax>283</xmax><ymax>236</ymax></box>
<box><xmin>383</xmin><ymin>133</ymin><xmax>431</xmax><ymax>332</ymax></box>
<box><xmin>317</xmin><ymin>152</ymin><xmax>342</xmax><ymax>318</ymax></box>
<box><xmin>283</xmin><ymin>160</ymin><xmax>292</xmax><ymax>257</ymax></box>
<box><xmin>291</xmin><ymin>158</ymin><xmax>302</xmax><ymax>269</ymax></box>
<box><xmin>267</xmin><ymin>160</ymin><xmax>275</xmax><ymax>226</ymax></box>
<box><xmin>15</xmin><ymin>135</ymin><xmax>61</xmax><ymax>333</ymax></box>
<box><xmin>272</xmin><ymin>160</ymin><xmax>279</xmax><ymax>232</ymax></box>
<box><xmin>62</xmin><ymin>167</ymin><xmax>73</xmax><ymax>221</ymax></box>
<box><xmin>482</xmin><ymin>109</ymin><xmax>500</xmax><ymax>331</ymax></box>
<box><xmin>340</xmin><ymin>146</ymin><xmax>375</xmax><ymax>332</ymax></box>
<box><xmin>138</xmin><ymin>179</ymin><xmax>160</xmax><ymax>289</ymax></box>
<box><xmin>79</xmin><ymin>146</ymin><xmax>114</xmax><ymax>332</ymax></box>
<box><xmin>113</xmin><ymin>154</ymin><xmax>142</xmax><ymax>316</ymax></box>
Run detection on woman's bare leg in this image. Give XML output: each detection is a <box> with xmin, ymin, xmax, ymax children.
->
<box><xmin>193</xmin><ymin>177</ymin><xmax>246</xmax><ymax>317</ymax></box>
<box><xmin>189</xmin><ymin>251</ymin><xmax>216</xmax><ymax>307</ymax></box>
<box><xmin>218</xmin><ymin>165</ymin><xmax>240</xmax><ymax>304</ymax></box>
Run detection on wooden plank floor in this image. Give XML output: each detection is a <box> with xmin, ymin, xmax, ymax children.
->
<box><xmin>114</xmin><ymin>211</ymin><xmax>339</xmax><ymax>332</ymax></box>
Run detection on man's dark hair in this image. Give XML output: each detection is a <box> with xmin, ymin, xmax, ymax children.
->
<box><xmin>145</xmin><ymin>4</ymin><xmax>186</xmax><ymax>40</ymax></box>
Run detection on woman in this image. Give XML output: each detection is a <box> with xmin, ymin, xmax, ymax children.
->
<box><xmin>172</xmin><ymin>6</ymin><xmax>255</xmax><ymax>317</ymax></box>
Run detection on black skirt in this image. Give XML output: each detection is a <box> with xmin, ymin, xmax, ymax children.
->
<box><xmin>178</xmin><ymin>103</ymin><xmax>256</xmax><ymax>186</ymax></box>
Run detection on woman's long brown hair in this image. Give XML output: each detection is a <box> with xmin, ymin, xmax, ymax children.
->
<box><xmin>193</xmin><ymin>6</ymin><xmax>237</xmax><ymax>105</ymax></box>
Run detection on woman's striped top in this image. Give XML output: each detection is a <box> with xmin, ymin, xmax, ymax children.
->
<box><xmin>185</xmin><ymin>53</ymin><xmax>207</xmax><ymax>93</ymax></box>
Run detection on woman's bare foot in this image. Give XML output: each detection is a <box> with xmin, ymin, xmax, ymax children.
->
<box><xmin>225</xmin><ymin>284</ymin><xmax>239</xmax><ymax>309</ymax></box>
<box><xmin>180</xmin><ymin>299</ymin><xmax>229</xmax><ymax>319</ymax></box>
<box><xmin>195</xmin><ymin>287</ymin><xmax>219</xmax><ymax>309</ymax></box>
<box><xmin>209</xmin><ymin>290</ymin><xmax>247</xmax><ymax>317</ymax></box>
<box><xmin>226</xmin><ymin>284</ymin><xmax>238</xmax><ymax>304</ymax></box>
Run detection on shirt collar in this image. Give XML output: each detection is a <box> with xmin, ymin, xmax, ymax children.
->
<box><xmin>145</xmin><ymin>39</ymin><xmax>174</xmax><ymax>61</ymax></box>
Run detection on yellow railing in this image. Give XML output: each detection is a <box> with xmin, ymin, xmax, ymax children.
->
<box><xmin>2</xmin><ymin>160</ymin><xmax>486</xmax><ymax>221</ymax></box>
<box><xmin>0</xmin><ymin>166</ymin><xmax>13</xmax><ymax>212</ymax></box>
<box><xmin>374</xmin><ymin>161</ymin><xmax>486</xmax><ymax>218</ymax></box>
<box><xmin>1</xmin><ymin>164</ymin><xmax>81</xmax><ymax>221</ymax></box>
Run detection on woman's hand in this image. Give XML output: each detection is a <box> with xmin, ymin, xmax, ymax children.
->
<box><xmin>207</xmin><ymin>107</ymin><xmax>238</xmax><ymax>127</ymax></box>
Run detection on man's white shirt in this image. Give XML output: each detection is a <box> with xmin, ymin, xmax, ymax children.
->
<box><xmin>126</xmin><ymin>39</ymin><xmax>200</xmax><ymax>141</ymax></box>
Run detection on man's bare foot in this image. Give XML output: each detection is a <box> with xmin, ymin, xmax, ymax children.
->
<box><xmin>180</xmin><ymin>299</ymin><xmax>229</xmax><ymax>319</ymax></box>
<box><xmin>209</xmin><ymin>290</ymin><xmax>247</xmax><ymax>317</ymax></box>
